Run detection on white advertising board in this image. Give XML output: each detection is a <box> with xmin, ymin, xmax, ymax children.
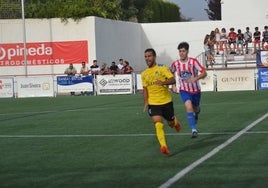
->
<box><xmin>200</xmin><ymin>70</ymin><xmax>214</xmax><ymax>92</ymax></box>
<box><xmin>17</xmin><ymin>76</ymin><xmax>54</xmax><ymax>98</ymax></box>
<box><xmin>136</xmin><ymin>74</ymin><xmax>142</xmax><ymax>90</ymax></box>
<box><xmin>216</xmin><ymin>69</ymin><xmax>255</xmax><ymax>91</ymax></box>
<box><xmin>0</xmin><ymin>77</ymin><xmax>14</xmax><ymax>98</ymax></box>
<box><xmin>96</xmin><ymin>74</ymin><xmax>133</xmax><ymax>95</ymax></box>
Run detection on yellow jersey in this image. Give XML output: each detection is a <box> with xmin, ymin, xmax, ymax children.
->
<box><xmin>141</xmin><ymin>64</ymin><xmax>173</xmax><ymax>105</ymax></box>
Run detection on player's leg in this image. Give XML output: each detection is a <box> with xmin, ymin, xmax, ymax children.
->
<box><xmin>192</xmin><ymin>93</ymin><xmax>201</xmax><ymax>124</ymax></box>
<box><xmin>164</xmin><ymin>102</ymin><xmax>182</xmax><ymax>132</ymax></box>
<box><xmin>180</xmin><ymin>91</ymin><xmax>198</xmax><ymax>138</ymax></box>
<box><xmin>148</xmin><ymin>105</ymin><xmax>169</xmax><ymax>155</ymax></box>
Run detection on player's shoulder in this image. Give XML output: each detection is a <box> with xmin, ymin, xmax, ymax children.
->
<box><xmin>189</xmin><ymin>57</ymin><xmax>200</xmax><ymax>63</ymax></box>
<box><xmin>189</xmin><ymin>57</ymin><xmax>198</xmax><ymax>61</ymax></box>
<box><xmin>157</xmin><ymin>63</ymin><xmax>166</xmax><ymax>67</ymax></box>
<box><xmin>170</xmin><ymin>60</ymin><xmax>179</xmax><ymax>66</ymax></box>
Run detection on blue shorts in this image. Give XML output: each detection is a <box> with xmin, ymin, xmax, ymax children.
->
<box><xmin>180</xmin><ymin>91</ymin><xmax>201</xmax><ymax>107</ymax></box>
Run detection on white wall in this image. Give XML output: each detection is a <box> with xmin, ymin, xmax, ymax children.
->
<box><xmin>93</xmin><ymin>17</ymin><xmax>144</xmax><ymax>71</ymax></box>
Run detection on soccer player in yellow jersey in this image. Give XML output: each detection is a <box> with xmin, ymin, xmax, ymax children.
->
<box><xmin>141</xmin><ymin>48</ymin><xmax>182</xmax><ymax>156</ymax></box>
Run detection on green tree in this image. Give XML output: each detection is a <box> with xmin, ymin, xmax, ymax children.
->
<box><xmin>205</xmin><ymin>0</ymin><xmax>221</xmax><ymax>20</ymax></box>
<box><xmin>0</xmin><ymin>0</ymin><xmax>182</xmax><ymax>23</ymax></box>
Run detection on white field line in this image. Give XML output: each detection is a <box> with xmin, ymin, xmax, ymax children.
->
<box><xmin>0</xmin><ymin>131</ymin><xmax>267</xmax><ymax>138</ymax></box>
<box><xmin>0</xmin><ymin>131</ymin><xmax>268</xmax><ymax>138</ymax></box>
<box><xmin>158</xmin><ymin>112</ymin><xmax>268</xmax><ymax>188</ymax></box>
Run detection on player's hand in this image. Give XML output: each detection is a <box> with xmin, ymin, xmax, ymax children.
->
<box><xmin>189</xmin><ymin>77</ymin><xmax>197</xmax><ymax>83</ymax></box>
<box><xmin>172</xmin><ymin>85</ymin><xmax>178</xmax><ymax>93</ymax></box>
<box><xmin>143</xmin><ymin>103</ymin><xmax>148</xmax><ymax>112</ymax></box>
<box><xmin>155</xmin><ymin>80</ymin><xmax>163</xmax><ymax>86</ymax></box>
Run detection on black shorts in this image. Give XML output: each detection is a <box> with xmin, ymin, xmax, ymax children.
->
<box><xmin>148</xmin><ymin>102</ymin><xmax>174</xmax><ymax>121</ymax></box>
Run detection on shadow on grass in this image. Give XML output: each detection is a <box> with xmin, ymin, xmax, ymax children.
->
<box><xmin>169</xmin><ymin>134</ymin><xmax>228</xmax><ymax>157</ymax></box>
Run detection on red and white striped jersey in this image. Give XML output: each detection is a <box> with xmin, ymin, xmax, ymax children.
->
<box><xmin>170</xmin><ymin>57</ymin><xmax>206</xmax><ymax>94</ymax></box>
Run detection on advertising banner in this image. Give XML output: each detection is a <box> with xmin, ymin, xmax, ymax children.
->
<box><xmin>256</xmin><ymin>50</ymin><xmax>268</xmax><ymax>67</ymax></box>
<box><xmin>0</xmin><ymin>40</ymin><xmax>88</xmax><ymax>66</ymax></box>
<box><xmin>258</xmin><ymin>68</ymin><xmax>268</xmax><ymax>90</ymax></box>
<box><xmin>96</xmin><ymin>74</ymin><xmax>133</xmax><ymax>95</ymax></box>
<box><xmin>0</xmin><ymin>77</ymin><xmax>14</xmax><ymax>98</ymax></box>
<box><xmin>136</xmin><ymin>74</ymin><xmax>142</xmax><ymax>90</ymax></box>
<box><xmin>17</xmin><ymin>76</ymin><xmax>54</xmax><ymax>98</ymax></box>
<box><xmin>57</xmin><ymin>75</ymin><xmax>94</xmax><ymax>93</ymax></box>
<box><xmin>216</xmin><ymin>69</ymin><xmax>255</xmax><ymax>91</ymax></box>
<box><xmin>200</xmin><ymin>70</ymin><xmax>214</xmax><ymax>92</ymax></box>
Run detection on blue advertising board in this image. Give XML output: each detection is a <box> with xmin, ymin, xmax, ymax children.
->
<box><xmin>57</xmin><ymin>75</ymin><xmax>94</xmax><ymax>93</ymax></box>
<box><xmin>256</xmin><ymin>50</ymin><xmax>268</xmax><ymax>67</ymax></box>
<box><xmin>258</xmin><ymin>68</ymin><xmax>268</xmax><ymax>90</ymax></box>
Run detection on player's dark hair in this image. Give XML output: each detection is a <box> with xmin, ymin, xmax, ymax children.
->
<box><xmin>144</xmin><ymin>48</ymin><xmax>156</xmax><ymax>56</ymax></box>
<box><xmin>177</xmin><ymin>42</ymin><xmax>189</xmax><ymax>50</ymax></box>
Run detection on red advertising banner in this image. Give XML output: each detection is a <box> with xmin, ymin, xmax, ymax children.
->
<box><xmin>0</xmin><ymin>40</ymin><xmax>88</xmax><ymax>66</ymax></box>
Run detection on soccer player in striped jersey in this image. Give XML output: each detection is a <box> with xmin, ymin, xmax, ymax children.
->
<box><xmin>170</xmin><ymin>42</ymin><xmax>207</xmax><ymax>138</ymax></box>
<box><xmin>142</xmin><ymin>48</ymin><xmax>182</xmax><ymax>156</ymax></box>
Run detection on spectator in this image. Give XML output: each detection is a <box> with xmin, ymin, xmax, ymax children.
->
<box><xmin>64</xmin><ymin>63</ymin><xmax>77</xmax><ymax>76</ymax></box>
<box><xmin>79</xmin><ymin>61</ymin><xmax>90</xmax><ymax>96</ymax></box>
<box><xmin>204</xmin><ymin>34</ymin><xmax>215</xmax><ymax>68</ymax></box>
<box><xmin>208</xmin><ymin>30</ymin><xmax>216</xmax><ymax>55</ymax></box>
<box><xmin>99</xmin><ymin>63</ymin><xmax>109</xmax><ymax>75</ymax></box>
<box><xmin>262</xmin><ymin>25</ymin><xmax>268</xmax><ymax>50</ymax></box>
<box><xmin>214</xmin><ymin>28</ymin><xmax>221</xmax><ymax>54</ymax></box>
<box><xmin>80</xmin><ymin>61</ymin><xmax>90</xmax><ymax>75</ymax></box>
<box><xmin>117</xmin><ymin>59</ymin><xmax>124</xmax><ymax>70</ymax></box>
<box><xmin>64</xmin><ymin>63</ymin><xmax>77</xmax><ymax>96</ymax></box>
<box><xmin>121</xmin><ymin>61</ymin><xmax>134</xmax><ymax>74</ymax></box>
<box><xmin>109</xmin><ymin>61</ymin><xmax>119</xmax><ymax>75</ymax></box>
<box><xmin>244</xmin><ymin>27</ymin><xmax>252</xmax><ymax>54</ymax></box>
<box><xmin>90</xmin><ymin>60</ymin><xmax>100</xmax><ymax>75</ymax></box>
<box><xmin>253</xmin><ymin>27</ymin><xmax>261</xmax><ymax>53</ymax></box>
<box><xmin>236</xmin><ymin>29</ymin><xmax>244</xmax><ymax>55</ymax></box>
<box><xmin>219</xmin><ymin>27</ymin><xmax>228</xmax><ymax>52</ymax></box>
<box><xmin>228</xmin><ymin>27</ymin><xmax>237</xmax><ymax>54</ymax></box>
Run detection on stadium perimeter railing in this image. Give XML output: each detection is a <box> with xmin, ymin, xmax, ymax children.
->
<box><xmin>0</xmin><ymin>66</ymin><xmax>268</xmax><ymax>98</ymax></box>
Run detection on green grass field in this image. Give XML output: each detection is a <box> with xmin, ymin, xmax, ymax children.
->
<box><xmin>0</xmin><ymin>91</ymin><xmax>267</xmax><ymax>188</ymax></box>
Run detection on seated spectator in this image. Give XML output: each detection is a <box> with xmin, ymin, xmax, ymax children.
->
<box><xmin>244</xmin><ymin>27</ymin><xmax>252</xmax><ymax>54</ymax></box>
<box><xmin>262</xmin><ymin>25</ymin><xmax>268</xmax><ymax>50</ymax></box>
<box><xmin>121</xmin><ymin>61</ymin><xmax>134</xmax><ymax>74</ymax></box>
<box><xmin>219</xmin><ymin>27</ymin><xmax>228</xmax><ymax>53</ymax></box>
<box><xmin>117</xmin><ymin>59</ymin><xmax>124</xmax><ymax>70</ymax></box>
<box><xmin>80</xmin><ymin>61</ymin><xmax>90</xmax><ymax>75</ymax></box>
<box><xmin>64</xmin><ymin>63</ymin><xmax>77</xmax><ymax>76</ymax></box>
<box><xmin>228</xmin><ymin>27</ymin><xmax>237</xmax><ymax>54</ymax></box>
<box><xmin>79</xmin><ymin>61</ymin><xmax>90</xmax><ymax>96</ymax></box>
<box><xmin>64</xmin><ymin>63</ymin><xmax>77</xmax><ymax>96</ymax></box>
<box><xmin>253</xmin><ymin>27</ymin><xmax>261</xmax><ymax>53</ymax></box>
<box><xmin>209</xmin><ymin>30</ymin><xmax>216</xmax><ymax>55</ymax></box>
<box><xmin>236</xmin><ymin>29</ymin><xmax>244</xmax><ymax>55</ymax></box>
<box><xmin>90</xmin><ymin>60</ymin><xmax>100</xmax><ymax>75</ymax></box>
<box><xmin>204</xmin><ymin>34</ymin><xmax>215</xmax><ymax>68</ymax></box>
<box><xmin>99</xmin><ymin>63</ymin><xmax>109</xmax><ymax>75</ymax></box>
<box><xmin>214</xmin><ymin>28</ymin><xmax>221</xmax><ymax>54</ymax></box>
<box><xmin>109</xmin><ymin>61</ymin><xmax>119</xmax><ymax>75</ymax></box>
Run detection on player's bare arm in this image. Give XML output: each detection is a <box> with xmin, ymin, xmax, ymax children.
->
<box><xmin>155</xmin><ymin>77</ymin><xmax>175</xmax><ymax>86</ymax></box>
<box><xmin>143</xmin><ymin>87</ymin><xmax>149</xmax><ymax>112</ymax></box>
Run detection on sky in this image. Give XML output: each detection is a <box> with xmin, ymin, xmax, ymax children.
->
<box><xmin>167</xmin><ymin>0</ymin><xmax>209</xmax><ymax>21</ymax></box>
